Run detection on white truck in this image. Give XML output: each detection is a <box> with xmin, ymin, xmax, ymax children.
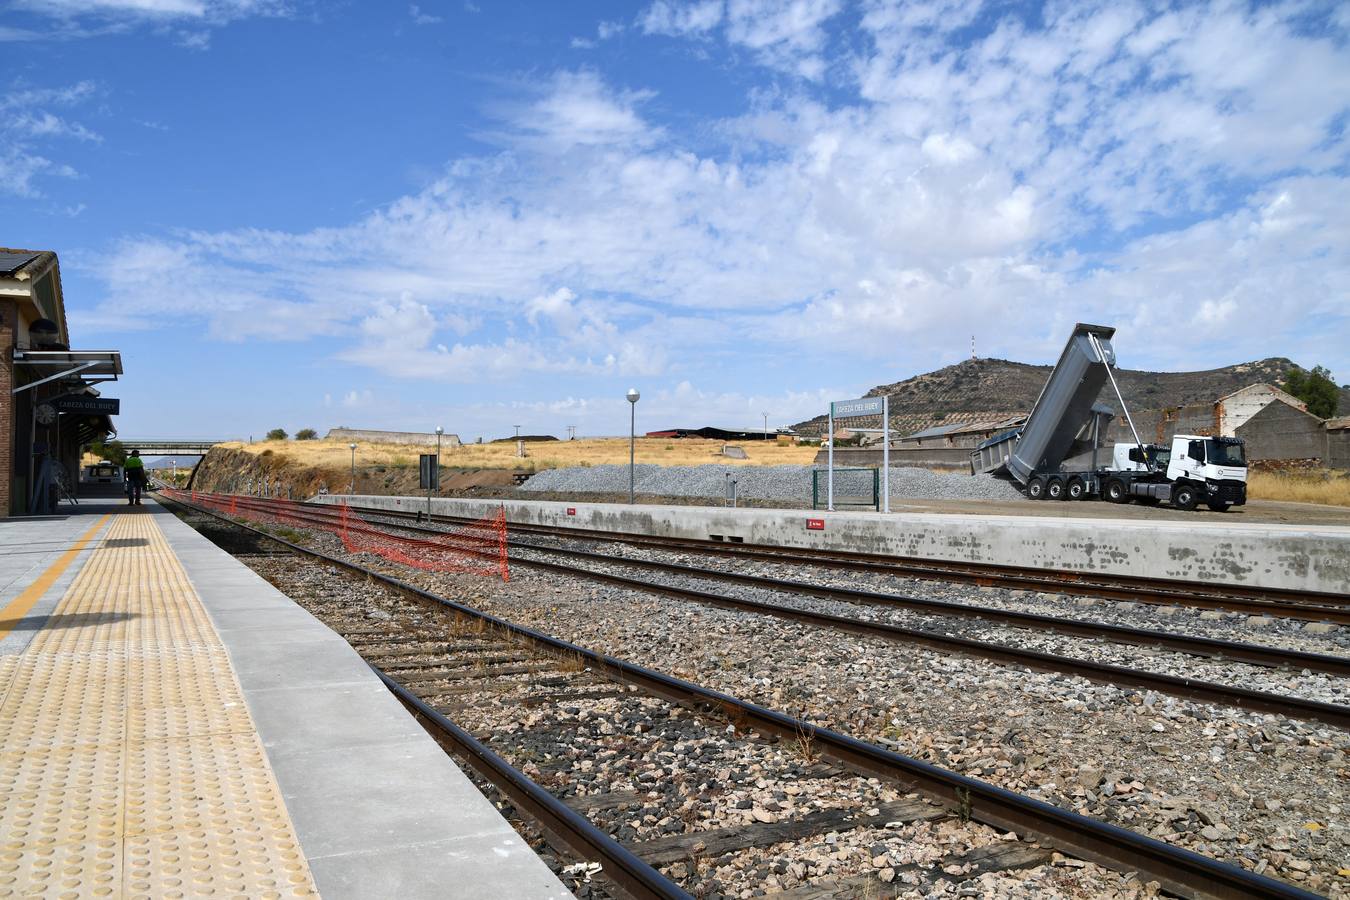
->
<box><xmin>971</xmin><ymin>324</ymin><xmax>1248</xmax><ymax>511</ymax></box>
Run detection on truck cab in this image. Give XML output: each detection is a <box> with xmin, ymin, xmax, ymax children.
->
<box><xmin>1110</xmin><ymin>443</ymin><xmax>1165</xmax><ymax>472</ymax></box>
<box><xmin>1164</xmin><ymin>435</ymin><xmax>1247</xmax><ymax>510</ymax></box>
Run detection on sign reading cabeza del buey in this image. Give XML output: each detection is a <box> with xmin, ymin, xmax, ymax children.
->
<box><xmin>831</xmin><ymin>396</ymin><xmax>884</xmax><ymax>418</ymax></box>
<box><xmin>55</xmin><ymin>396</ymin><xmax>120</xmax><ymax>415</ymax></box>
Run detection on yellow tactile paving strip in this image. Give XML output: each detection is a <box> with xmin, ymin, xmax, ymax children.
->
<box><xmin>0</xmin><ymin>513</ymin><xmax>320</xmax><ymax>899</ymax></box>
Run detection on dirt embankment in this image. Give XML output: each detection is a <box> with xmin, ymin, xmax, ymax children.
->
<box><xmin>189</xmin><ymin>446</ymin><xmax>518</xmax><ymax>498</ymax></box>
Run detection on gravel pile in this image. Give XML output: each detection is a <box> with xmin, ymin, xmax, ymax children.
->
<box><xmin>521</xmin><ymin>464</ymin><xmax>1025</xmax><ymax>503</ymax></box>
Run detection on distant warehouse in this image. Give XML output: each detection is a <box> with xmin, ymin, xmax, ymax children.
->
<box><xmin>326</xmin><ymin>428</ymin><xmax>461</xmax><ymax>448</ymax></box>
<box><xmin>646</xmin><ymin>426</ymin><xmax>779</xmax><ymax>441</ymax></box>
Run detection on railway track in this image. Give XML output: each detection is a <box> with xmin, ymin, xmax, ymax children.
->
<box><xmin>334</xmin><ymin>500</ymin><xmax>1350</xmax><ymax>625</ymax></box>
<box><xmin>188</xmin><ymin>492</ymin><xmax>1350</xmax><ymax>727</ymax></box>
<box><xmin>160</xmin><ymin>489</ymin><xmax>1326</xmax><ymax>899</ymax></box>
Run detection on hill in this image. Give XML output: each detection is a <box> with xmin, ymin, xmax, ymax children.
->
<box><xmin>794</xmin><ymin>357</ymin><xmax>1349</xmax><ymax>436</ymax></box>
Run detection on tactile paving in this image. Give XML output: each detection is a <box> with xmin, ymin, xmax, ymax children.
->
<box><xmin>0</xmin><ymin>513</ymin><xmax>319</xmax><ymax>898</ymax></box>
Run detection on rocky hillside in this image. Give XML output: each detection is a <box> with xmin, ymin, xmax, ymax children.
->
<box><xmin>795</xmin><ymin>357</ymin><xmax>1348</xmax><ymax>436</ymax></box>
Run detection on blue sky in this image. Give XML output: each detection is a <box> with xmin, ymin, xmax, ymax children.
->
<box><xmin>4</xmin><ymin>0</ymin><xmax>1348</xmax><ymax>441</ymax></box>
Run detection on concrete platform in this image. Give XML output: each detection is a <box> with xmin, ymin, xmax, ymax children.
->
<box><xmin>321</xmin><ymin>495</ymin><xmax>1350</xmax><ymax>595</ymax></box>
<box><xmin>0</xmin><ymin>500</ymin><xmax>568</xmax><ymax>899</ymax></box>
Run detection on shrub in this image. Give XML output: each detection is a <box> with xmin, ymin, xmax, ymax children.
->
<box><xmin>266</xmin><ymin>428</ymin><xmax>288</xmax><ymax>441</ymax></box>
<box><xmin>1284</xmin><ymin>365</ymin><xmax>1340</xmax><ymax>419</ymax></box>
<box><xmin>295</xmin><ymin>428</ymin><xmax>318</xmax><ymax>441</ymax></box>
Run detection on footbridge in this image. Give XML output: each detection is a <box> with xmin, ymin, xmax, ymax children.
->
<box><xmin>118</xmin><ymin>439</ymin><xmax>236</xmax><ymax>456</ymax></box>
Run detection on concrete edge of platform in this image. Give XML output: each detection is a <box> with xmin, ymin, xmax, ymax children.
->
<box><xmin>149</xmin><ymin>501</ymin><xmax>571</xmax><ymax>900</ymax></box>
<box><xmin>0</xmin><ymin>507</ymin><xmax>117</xmax><ymax>658</ymax></box>
<box><xmin>319</xmin><ymin>494</ymin><xmax>1350</xmax><ymax>595</ymax></box>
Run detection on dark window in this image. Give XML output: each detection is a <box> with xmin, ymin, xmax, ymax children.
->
<box><xmin>1188</xmin><ymin>440</ymin><xmax>1205</xmax><ymax>462</ymax></box>
<box><xmin>1127</xmin><ymin>447</ymin><xmax>1145</xmax><ymax>463</ymax></box>
<box><xmin>1206</xmin><ymin>439</ymin><xmax>1246</xmax><ymax>466</ymax></box>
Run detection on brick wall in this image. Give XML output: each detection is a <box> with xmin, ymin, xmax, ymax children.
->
<box><xmin>0</xmin><ymin>298</ymin><xmax>14</xmax><ymax>516</ymax></box>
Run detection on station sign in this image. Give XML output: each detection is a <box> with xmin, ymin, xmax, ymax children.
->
<box><xmin>806</xmin><ymin>518</ymin><xmax>825</xmax><ymax>531</ymax></box>
<box><xmin>824</xmin><ymin>394</ymin><xmax>890</xmax><ymax>514</ymax></box>
<box><xmin>830</xmin><ymin>396</ymin><xmax>884</xmax><ymax>418</ymax></box>
<box><xmin>55</xmin><ymin>396</ymin><xmax>120</xmax><ymax>415</ymax></box>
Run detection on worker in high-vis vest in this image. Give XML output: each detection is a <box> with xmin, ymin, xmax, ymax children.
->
<box><xmin>123</xmin><ymin>450</ymin><xmax>147</xmax><ymax>505</ymax></box>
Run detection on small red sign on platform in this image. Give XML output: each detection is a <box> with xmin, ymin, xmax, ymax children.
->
<box><xmin>806</xmin><ymin>518</ymin><xmax>825</xmax><ymax>531</ymax></box>
<box><xmin>566</xmin><ymin>507</ymin><xmax>577</xmax><ymax>516</ymax></box>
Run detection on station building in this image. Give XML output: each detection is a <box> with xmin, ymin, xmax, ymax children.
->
<box><xmin>0</xmin><ymin>248</ymin><xmax>122</xmax><ymax>516</ymax></box>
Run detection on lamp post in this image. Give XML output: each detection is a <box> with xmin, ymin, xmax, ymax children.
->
<box><xmin>763</xmin><ymin>411</ymin><xmax>769</xmax><ymax>440</ymax></box>
<box><xmin>348</xmin><ymin>443</ymin><xmax>357</xmax><ymax>495</ymax></box>
<box><xmin>626</xmin><ymin>388</ymin><xmax>640</xmax><ymax>504</ymax></box>
<box><xmin>430</xmin><ymin>426</ymin><xmax>443</xmax><ymax>517</ymax></box>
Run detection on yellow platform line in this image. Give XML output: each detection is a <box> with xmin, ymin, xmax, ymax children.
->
<box><xmin>0</xmin><ymin>514</ymin><xmax>110</xmax><ymax>643</ymax></box>
<box><xmin>0</xmin><ymin>512</ymin><xmax>320</xmax><ymax>898</ymax></box>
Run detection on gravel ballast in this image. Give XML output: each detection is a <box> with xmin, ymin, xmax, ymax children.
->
<box><xmin>520</xmin><ymin>464</ymin><xmax>1026</xmax><ymax>503</ymax></box>
<box><xmin>172</xmin><ymin>502</ymin><xmax>1350</xmax><ymax>896</ymax></box>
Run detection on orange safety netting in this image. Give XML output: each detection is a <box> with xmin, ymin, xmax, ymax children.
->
<box><xmin>164</xmin><ymin>489</ymin><xmax>509</xmax><ymax>581</ymax></box>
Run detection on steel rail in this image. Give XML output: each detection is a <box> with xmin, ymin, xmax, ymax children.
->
<box><xmin>506</xmin><ymin>554</ymin><xmax>1350</xmax><ymax>728</ymax></box>
<box><xmin>376</xmin><ymin>670</ymin><xmax>690</xmax><ymax>900</ymax></box>
<box><xmin>211</xmin><ymin>496</ymin><xmax>1350</xmax><ymax>673</ymax></box>
<box><xmin>192</xmin><ymin>494</ymin><xmax>1350</xmax><ymax>724</ymax></box>
<box><xmin>158</xmin><ymin>491</ymin><xmax>1321</xmax><ymax>900</ymax></box>
<box><xmin>507</xmin><ymin>541</ymin><xmax>1350</xmax><ymax>676</ymax></box>
<box><xmin>337</xmin><ymin>501</ymin><xmax>1348</xmax><ymax>622</ymax></box>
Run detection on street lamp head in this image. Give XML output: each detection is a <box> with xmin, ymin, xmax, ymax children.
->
<box><xmin>626</xmin><ymin>388</ymin><xmax>641</xmax><ymax>404</ymax></box>
<box><xmin>348</xmin><ymin>443</ymin><xmax>357</xmax><ymax>450</ymax></box>
<box><xmin>434</xmin><ymin>426</ymin><xmax>443</xmax><ymax>435</ymax></box>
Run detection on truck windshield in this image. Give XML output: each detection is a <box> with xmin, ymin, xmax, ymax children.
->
<box><xmin>1206</xmin><ymin>440</ymin><xmax>1246</xmax><ymax>467</ymax></box>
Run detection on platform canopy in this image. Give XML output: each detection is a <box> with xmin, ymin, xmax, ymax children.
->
<box><xmin>12</xmin><ymin>349</ymin><xmax>123</xmax><ymax>393</ymax></box>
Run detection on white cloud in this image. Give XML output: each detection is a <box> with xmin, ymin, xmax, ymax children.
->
<box><xmin>0</xmin><ymin>80</ymin><xmax>100</xmax><ymax>197</ymax></box>
<box><xmin>342</xmin><ymin>389</ymin><xmax>375</xmax><ymax>408</ymax></box>
<box><xmin>502</xmin><ymin>70</ymin><xmax>657</xmax><ymax>151</ymax></box>
<box><xmin>640</xmin><ymin>0</ymin><xmax>723</xmax><ymax>37</ymax></box>
<box><xmin>640</xmin><ymin>0</ymin><xmax>843</xmax><ymax>78</ymax></box>
<box><xmin>10</xmin><ymin>0</ymin><xmax>290</xmax><ymax>44</ymax></box>
<box><xmin>76</xmin><ymin>4</ymin><xmax>1350</xmax><ymax>405</ymax></box>
<box><xmin>409</xmin><ymin>4</ymin><xmax>441</xmax><ymax>26</ymax></box>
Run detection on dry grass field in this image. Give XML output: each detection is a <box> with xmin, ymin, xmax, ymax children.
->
<box><xmin>211</xmin><ymin>440</ymin><xmax>1350</xmax><ymax>507</ymax></box>
<box><xmin>216</xmin><ymin>437</ymin><xmax>821</xmax><ymax>471</ymax></box>
<box><xmin>1248</xmin><ymin>469</ymin><xmax>1350</xmax><ymax>507</ymax></box>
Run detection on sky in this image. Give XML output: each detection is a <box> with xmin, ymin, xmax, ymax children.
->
<box><xmin>4</xmin><ymin>0</ymin><xmax>1348</xmax><ymax>442</ymax></box>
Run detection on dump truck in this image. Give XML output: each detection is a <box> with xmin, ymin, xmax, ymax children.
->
<box><xmin>971</xmin><ymin>324</ymin><xmax>1247</xmax><ymax>511</ymax></box>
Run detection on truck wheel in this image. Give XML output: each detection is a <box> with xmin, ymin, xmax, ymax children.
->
<box><xmin>1206</xmin><ymin>501</ymin><xmax>1230</xmax><ymax>512</ymax></box>
<box><xmin>1027</xmin><ymin>476</ymin><xmax>1047</xmax><ymax>500</ymax></box>
<box><xmin>1173</xmin><ymin>483</ymin><xmax>1200</xmax><ymax>511</ymax></box>
<box><xmin>1047</xmin><ymin>477</ymin><xmax>1067</xmax><ymax>500</ymax></box>
<box><xmin>1105</xmin><ymin>479</ymin><xmax>1129</xmax><ymax>503</ymax></box>
<box><xmin>1067</xmin><ymin>477</ymin><xmax>1086</xmax><ymax>500</ymax></box>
